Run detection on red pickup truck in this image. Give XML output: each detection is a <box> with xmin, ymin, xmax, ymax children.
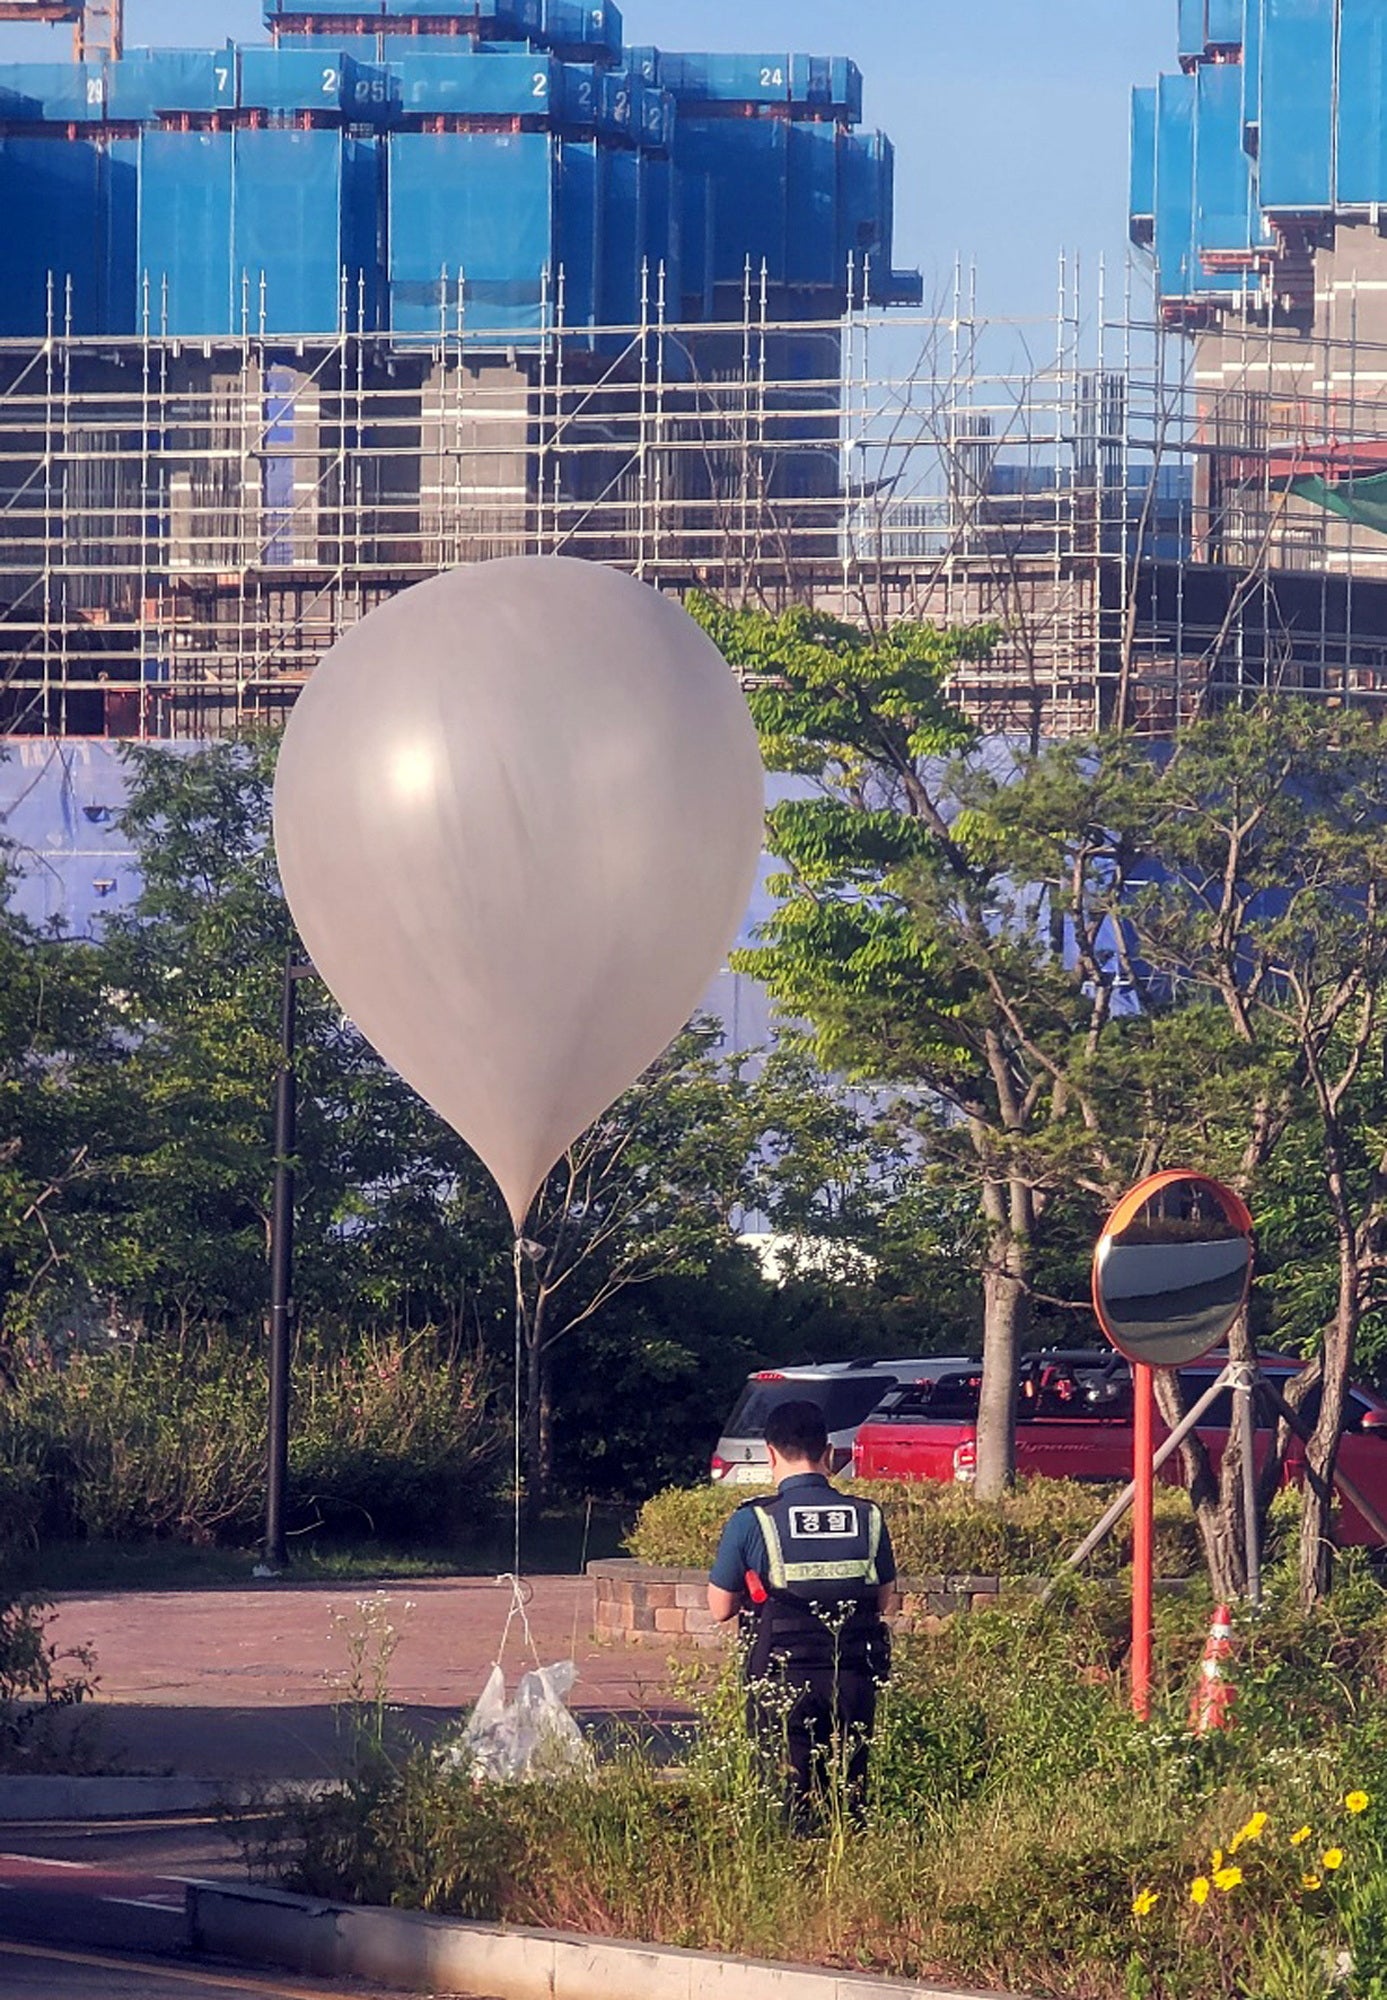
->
<box><xmin>851</xmin><ymin>1348</ymin><xmax>1387</xmax><ymax>1545</ymax></box>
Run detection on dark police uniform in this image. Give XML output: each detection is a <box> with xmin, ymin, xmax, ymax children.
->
<box><xmin>710</xmin><ymin>1472</ymin><xmax>895</xmax><ymax>1828</ymax></box>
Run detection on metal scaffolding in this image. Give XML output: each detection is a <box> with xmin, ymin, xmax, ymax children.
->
<box><xmin>7</xmin><ymin>256</ymin><xmax>1387</xmax><ymax>743</ymax></box>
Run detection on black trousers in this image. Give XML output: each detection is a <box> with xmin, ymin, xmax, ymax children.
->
<box><xmin>747</xmin><ymin>1664</ymin><xmax>878</xmax><ymax>1832</ymax></box>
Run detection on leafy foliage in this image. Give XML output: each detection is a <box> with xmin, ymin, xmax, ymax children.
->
<box><xmin>0</xmin><ymin>1329</ymin><xmax>499</xmax><ymax>1545</ymax></box>
<box><xmin>0</xmin><ymin>738</ymin><xmax>972</xmax><ymax>1520</ymax></box>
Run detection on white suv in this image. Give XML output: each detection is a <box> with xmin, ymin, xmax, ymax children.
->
<box><xmin>710</xmin><ymin>1357</ymin><xmax>977</xmax><ymax>1485</ymax></box>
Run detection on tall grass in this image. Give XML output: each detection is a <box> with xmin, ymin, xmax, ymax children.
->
<box><xmin>0</xmin><ymin>1329</ymin><xmax>499</xmax><ymax>1550</ymax></box>
<box><xmin>278</xmin><ymin>1565</ymin><xmax>1387</xmax><ymax>1999</ymax></box>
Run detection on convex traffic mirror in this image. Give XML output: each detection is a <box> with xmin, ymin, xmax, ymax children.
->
<box><xmin>1092</xmin><ymin>1170</ymin><xmax>1254</xmax><ymax>1369</ymax></box>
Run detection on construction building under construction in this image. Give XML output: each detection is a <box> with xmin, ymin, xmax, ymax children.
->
<box><xmin>1115</xmin><ymin>0</ymin><xmax>1387</xmax><ymax>725</ymax></box>
<box><xmin>6</xmin><ymin>0</ymin><xmax>1387</xmax><ymax>766</ymax></box>
<box><xmin>0</xmin><ymin>0</ymin><xmax>924</xmax><ymax>741</ymax></box>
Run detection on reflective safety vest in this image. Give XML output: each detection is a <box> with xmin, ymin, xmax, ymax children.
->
<box><xmin>742</xmin><ymin>1486</ymin><xmax>890</xmax><ymax>1680</ymax></box>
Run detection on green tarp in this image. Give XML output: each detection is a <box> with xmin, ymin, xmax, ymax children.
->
<box><xmin>1291</xmin><ymin>471</ymin><xmax>1387</xmax><ymax>536</ymax></box>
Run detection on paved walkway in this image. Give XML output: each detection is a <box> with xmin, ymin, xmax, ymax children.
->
<box><xmin>46</xmin><ymin>1577</ymin><xmax>687</xmax><ymax>1781</ymax></box>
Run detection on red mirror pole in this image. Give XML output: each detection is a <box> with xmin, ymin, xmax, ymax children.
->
<box><xmin>1131</xmin><ymin>1362</ymin><xmax>1154</xmax><ymax>1719</ymax></box>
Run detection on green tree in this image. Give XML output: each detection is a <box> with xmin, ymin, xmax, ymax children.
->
<box><xmin>690</xmin><ymin>598</ymin><xmax>1167</xmax><ymax>1500</ymax></box>
<box><xmin>51</xmin><ymin>739</ymin><xmax>511</xmax><ymax>1338</ymax></box>
<box><xmin>537</xmin><ymin>1041</ymin><xmax>981</xmax><ymax>1502</ymax></box>
<box><xmin>932</xmin><ymin>703</ymin><xmax>1387</xmax><ymax>1605</ymax></box>
<box><xmin>1115</xmin><ymin>702</ymin><xmax>1387</xmax><ymax>1605</ymax></box>
<box><xmin>0</xmin><ymin>850</ymin><xmax>113</xmax><ymax>1351</ymax></box>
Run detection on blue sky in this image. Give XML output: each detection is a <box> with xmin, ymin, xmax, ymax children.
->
<box><xmin>3</xmin><ymin>0</ymin><xmax>1175</xmax><ymax>317</ymax></box>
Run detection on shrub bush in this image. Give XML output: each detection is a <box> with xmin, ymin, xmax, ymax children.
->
<box><xmin>0</xmin><ymin>1594</ymin><xmax>98</xmax><ymax>1771</ymax></box>
<box><xmin>627</xmin><ymin>1475</ymin><xmax>1222</xmax><ymax>1579</ymax></box>
<box><xmin>0</xmin><ymin>1329</ymin><xmax>500</xmax><ymax>1547</ymax></box>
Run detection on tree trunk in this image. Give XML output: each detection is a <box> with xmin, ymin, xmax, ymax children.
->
<box><xmin>521</xmin><ymin>1289</ymin><xmax>556</xmax><ymax>1519</ymax></box>
<box><xmin>538</xmin><ymin>1348</ymin><xmax>555</xmax><ymax>1509</ymax></box>
<box><xmin>1153</xmin><ymin>1306</ymin><xmax>1287</xmax><ymax>1604</ymax></box>
<box><xmin>524</xmin><ymin>1322</ymin><xmax>545</xmax><ymax>1517</ymax></box>
<box><xmin>1299</xmin><ymin>1243</ymin><xmax>1359</xmax><ymax>1608</ymax></box>
<box><xmin>974</xmin><ymin>1176</ymin><xmax>1032</xmax><ymax>1502</ymax></box>
<box><xmin>1151</xmin><ymin>1365</ymin><xmax>1243</xmax><ymax>1602</ymax></box>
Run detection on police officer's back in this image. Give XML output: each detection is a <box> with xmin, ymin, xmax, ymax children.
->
<box><xmin>707</xmin><ymin>1398</ymin><xmax>895</xmax><ymax>1828</ymax></box>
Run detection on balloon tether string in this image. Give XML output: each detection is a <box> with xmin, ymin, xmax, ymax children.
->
<box><xmin>512</xmin><ymin>1233</ymin><xmax>524</xmax><ymax>1581</ymax></box>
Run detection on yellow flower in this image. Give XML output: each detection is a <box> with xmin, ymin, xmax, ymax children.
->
<box><xmin>1302</xmin><ymin>1874</ymin><xmax>1323</xmax><ymax>1892</ymax></box>
<box><xmin>1229</xmin><ymin>1812</ymin><xmax>1268</xmax><ymax>1853</ymax></box>
<box><xmin>1213</xmin><ymin>1866</ymin><xmax>1244</xmax><ymax>1892</ymax></box>
<box><xmin>1190</xmin><ymin>1876</ymin><xmax>1211</xmax><ymax>1907</ymax></box>
<box><xmin>1323</xmin><ymin>1849</ymin><xmax>1345</xmax><ymax>1872</ymax></box>
<box><xmin>1210</xmin><ymin>1848</ymin><xmax>1225</xmax><ymax>1871</ymax></box>
<box><xmin>1132</xmin><ymin>1889</ymin><xmax>1159</xmax><ymax>1919</ymax></box>
<box><xmin>1346</xmin><ymin>1792</ymin><xmax>1370</xmax><ymax>1815</ymax></box>
<box><xmin>1290</xmin><ymin>1825</ymin><xmax>1313</xmax><ymax>1846</ymax></box>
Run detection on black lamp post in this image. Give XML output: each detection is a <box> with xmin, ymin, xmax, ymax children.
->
<box><xmin>260</xmin><ymin>954</ymin><xmax>314</xmax><ymax>1576</ymax></box>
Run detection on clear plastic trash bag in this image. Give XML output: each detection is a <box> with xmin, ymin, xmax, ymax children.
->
<box><xmin>443</xmin><ymin>1660</ymin><xmax>592</xmax><ymax>1782</ymax></box>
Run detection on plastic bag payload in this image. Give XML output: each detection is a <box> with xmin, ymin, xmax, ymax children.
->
<box><xmin>443</xmin><ymin>1660</ymin><xmax>592</xmax><ymax>1783</ymax></box>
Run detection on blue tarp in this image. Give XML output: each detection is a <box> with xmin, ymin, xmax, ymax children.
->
<box><xmin>103</xmin><ymin>136</ymin><xmax>139</xmax><ymax>334</ymax></box>
<box><xmin>790</xmin><ymin>54</ymin><xmax>862</xmax><ymax>121</ymax></box>
<box><xmin>138</xmin><ymin>130</ymin><xmax>234</xmax><ymax>335</ymax></box>
<box><xmin>660</xmin><ymin>52</ymin><xmax>794</xmax><ymax>105</ymax></box>
<box><xmin>557</xmin><ymin>135</ymin><xmax>600</xmax><ymax>329</ymax></box>
<box><xmin>1337</xmin><ymin>0</ymin><xmax>1387</xmax><ymax>204</ymax></box>
<box><xmin>106</xmin><ymin>50</ymin><xmax>238</xmax><ymax>120</ymax></box>
<box><xmin>787</xmin><ymin>122</ymin><xmax>838</xmax><ymax>288</ymax></box>
<box><xmin>1242</xmin><ymin>0</ymin><xmax>1263</xmax><ymax>130</ymax></box>
<box><xmin>0</xmin><ymin>62</ymin><xmax>105</xmax><ymax>124</ymax></box>
<box><xmin>1155</xmin><ymin>72</ymin><xmax>1197</xmax><ymax>299</ymax></box>
<box><xmin>1259</xmin><ymin>0</ymin><xmax>1336</xmax><ymax>208</ymax></box>
<box><xmin>678</xmin><ymin>167</ymin><xmax>714</xmax><ymax>315</ymax></box>
<box><xmin>1194</xmin><ymin>61</ymin><xmax>1261</xmax><ymax>284</ymax></box>
<box><xmin>387</xmin><ymin>130</ymin><xmax>555</xmax><ymax>336</ymax></box>
<box><xmin>678</xmin><ymin>117</ymin><xmax>788</xmax><ymax>288</ymax></box>
<box><xmin>1179</xmin><ymin>0</ymin><xmax>1208</xmax><ymax>60</ymax></box>
<box><xmin>636</xmin><ymin>80</ymin><xmax>675</xmax><ymax>152</ymax></box>
<box><xmin>233</xmin><ymin>129</ymin><xmax>350</xmax><ymax>336</ymax></box>
<box><xmin>838</xmin><ymin>132</ymin><xmax>893</xmax><ymax>299</ymax></box>
<box><xmin>543</xmin><ymin>0</ymin><xmax>621</xmax><ymax>55</ymax></box>
<box><xmin>240</xmin><ymin>47</ymin><xmax>365</xmax><ymax>114</ymax></box>
<box><xmin>597</xmin><ymin>144</ymin><xmax>642</xmax><ymax>327</ymax></box>
<box><xmin>262</xmin><ymin>363</ymin><xmax>300</xmax><ymax>568</ymax></box>
<box><xmin>1131</xmin><ymin>84</ymin><xmax>1157</xmax><ymax>224</ymax></box>
<box><xmin>0</xmin><ymin>136</ymin><xmax>104</xmax><ymax>333</ymax></box>
<box><xmin>560</xmin><ymin>61</ymin><xmax>597</xmax><ymax>124</ymax></box>
<box><xmin>596</xmin><ymin>69</ymin><xmax>635</xmax><ymax>141</ymax></box>
<box><xmin>394</xmin><ymin>50</ymin><xmax>558</xmax><ymax>118</ymax></box>
<box><xmin>641</xmin><ymin>151</ymin><xmax>678</xmax><ymax>302</ymax></box>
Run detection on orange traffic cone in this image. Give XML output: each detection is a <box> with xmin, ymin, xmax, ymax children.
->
<box><xmin>1188</xmin><ymin>1604</ymin><xmax>1237</xmax><ymax>1735</ymax></box>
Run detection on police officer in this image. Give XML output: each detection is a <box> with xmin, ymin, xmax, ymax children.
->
<box><xmin>707</xmin><ymin>1399</ymin><xmax>895</xmax><ymax>1831</ymax></box>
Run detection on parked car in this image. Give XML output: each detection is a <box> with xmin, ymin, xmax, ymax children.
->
<box><xmin>851</xmin><ymin>1348</ymin><xmax>1387</xmax><ymax>1545</ymax></box>
<box><xmin>710</xmin><ymin>1356</ymin><xmax>977</xmax><ymax>1486</ymax></box>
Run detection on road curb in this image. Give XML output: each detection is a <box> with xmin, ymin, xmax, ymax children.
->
<box><xmin>187</xmin><ymin>1881</ymin><xmax>1021</xmax><ymax>2000</ymax></box>
<box><xmin>0</xmin><ymin>1776</ymin><xmax>336</xmax><ymax>1821</ymax></box>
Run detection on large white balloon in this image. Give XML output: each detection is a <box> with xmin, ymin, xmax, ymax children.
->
<box><xmin>272</xmin><ymin>556</ymin><xmax>765</xmax><ymax>1229</ymax></box>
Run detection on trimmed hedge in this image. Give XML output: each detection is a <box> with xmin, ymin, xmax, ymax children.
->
<box><xmin>627</xmin><ymin>1476</ymin><xmax>1298</xmax><ymax>1580</ymax></box>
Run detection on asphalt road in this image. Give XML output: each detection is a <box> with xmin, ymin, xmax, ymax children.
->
<box><xmin>0</xmin><ymin>1936</ymin><xmax>453</xmax><ymax>1997</ymax></box>
<box><xmin>0</xmin><ymin>1811</ymin><xmax>253</xmax><ymax>1883</ymax></box>
<box><xmin>0</xmin><ymin>1817</ymin><xmax>480</xmax><ymax>1998</ymax></box>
